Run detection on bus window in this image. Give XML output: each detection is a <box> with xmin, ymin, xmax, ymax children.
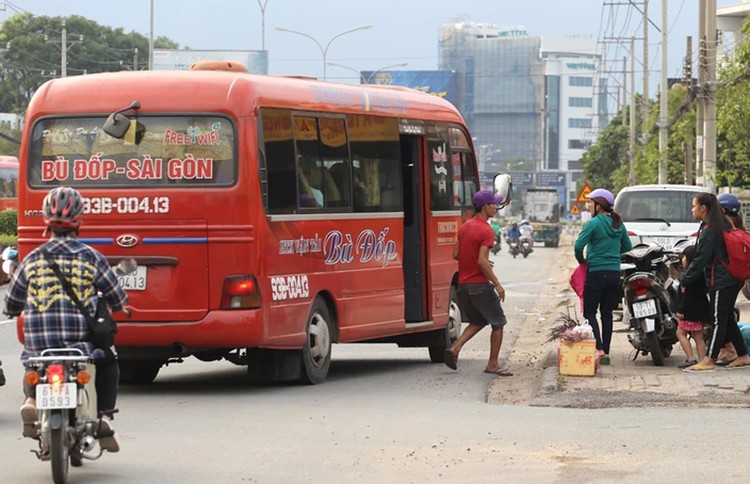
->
<box><xmin>347</xmin><ymin>114</ymin><xmax>402</xmax><ymax>213</ymax></box>
<box><xmin>261</xmin><ymin>108</ymin><xmax>297</xmax><ymax>214</ymax></box>
<box><xmin>28</xmin><ymin>116</ymin><xmax>236</xmax><ymax>188</ymax></box>
<box><xmin>427</xmin><ymin>127</ymin><xmax>452</xmax><ymax>211</ymax></box>
<box><xmin>294</xmin><ymin>116</ymin><xmax>346</xmax><ymax>209</ymax></box>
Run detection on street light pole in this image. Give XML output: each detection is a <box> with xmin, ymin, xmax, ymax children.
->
<box><xmin>275</xmin><ymin>24</ymin><xmax>372</xmax><ymax>80</ymax></box>
<box><xmin>364</xmin><ymin>63</ymin><xmax>408</xmax><ymax>84</ymax></box>
<box><xmin>326</xmin><ymin>62</ymin><xmax>365</xmax><ymax>83</ymax></box>
<box><xmin>148</xmin><ymin>0</ymin><xmax>154</xmax><ymax>70</ymax></box>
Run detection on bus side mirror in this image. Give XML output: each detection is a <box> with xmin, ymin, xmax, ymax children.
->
<box><xmin>493</xmin><ymin>174</ymin><xmax>512</xmax><ymax>209</ymax></box>
<box><xmin>103</xmin><ymin>112</ymin><xmax>131</xmax><ymax>139</ymax></box>
<box><xmin>103</xmin><ymin>100</ymin><xmax>141</xmax><ymax>139</ymax></box>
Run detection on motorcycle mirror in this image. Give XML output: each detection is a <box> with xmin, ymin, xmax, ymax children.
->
<box><xmin>493</xmin><ymin>174</ymin><xmax>513</xmax><ymax>209</ymax></box>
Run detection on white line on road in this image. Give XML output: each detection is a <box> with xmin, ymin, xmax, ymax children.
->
<box><xmin>0</xmin><ymin>318</ymin><xmax>16</xmax><ymax>325</ymax></box>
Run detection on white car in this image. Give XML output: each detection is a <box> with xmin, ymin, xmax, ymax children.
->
<box><xmin>613</xmin><ymin>184</ymin><xmax>709</xmax><ymax>250</ymax></box>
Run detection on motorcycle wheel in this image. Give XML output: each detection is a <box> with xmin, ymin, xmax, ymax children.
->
<box><xmin>50</xmin><ymin>410</ymin><xmax>69</xmax><ymax>484</ymax></box>
<box><xmin>522</xmin><ymin>251</ymin><xmax>528</xmax><ymax>258</ymax></box>
<box><xmin>647</xmin><ymin>332</ymin><xmax>665</xmax><ymax>366</ymax></box>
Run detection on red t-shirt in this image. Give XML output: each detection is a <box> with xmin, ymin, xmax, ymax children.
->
<box><xmin>457</xmin><ymin>216</ymin><xmax>495</xmax><ymax>284</ymax></box>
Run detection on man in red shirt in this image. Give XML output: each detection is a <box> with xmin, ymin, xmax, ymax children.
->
<box><xmin>444</xmin><ymin>190</ymin><xmax>511</xmax><ymax>376</ymax></box>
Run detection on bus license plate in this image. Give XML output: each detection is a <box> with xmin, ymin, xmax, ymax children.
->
<box><xmin>36</xmin><ymin>383</ymin><xmax>77</xmax><ymax>409</ymax></box>
<box><xmin>632</xmin><ymin>299</ymin><xmax>657</xmax><ymax>318</ymax></box>
<box><xmin>117</xmin><ymin>265</ymin><xmax>147</xmax><ymax>291</ymax></box>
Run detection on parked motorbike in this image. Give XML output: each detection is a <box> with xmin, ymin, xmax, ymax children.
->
<box><xmin>508</xmin><ymin>238</ymin><xmax>520</xmax><ymax>258</ymax></box>
<box><xmin>1</xmin><ymin>245</ymin><xmax>18</xmax><ymax>284</ymax></box>
<box><xmin>24</xmin><ymin>348</ymin><xmax>115</xmax><ymax>484</ymax></box>
<box><xmin>621</xmin><ymin>243</ymin><xmax>679</xmax><ymax>366</ymax></box>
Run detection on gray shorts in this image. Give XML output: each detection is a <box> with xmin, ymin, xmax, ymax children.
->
<box><xmin>457</xmin><ymin>282</ymin><xmax>507</xmax><ymax>329</ymax></box>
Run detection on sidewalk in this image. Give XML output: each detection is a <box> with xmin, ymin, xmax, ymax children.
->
<box><xmin>488</xmin><ymin>235</ymin><xmax>750</xmax><ymax>408</ymax></box>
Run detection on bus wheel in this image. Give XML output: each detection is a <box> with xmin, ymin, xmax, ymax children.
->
<box><xmin>429</xmin><ymin>286</ymin><xmax>462</xmax><ymax>363</ymax></box>
<box><xmin>119</xmin><ymin>360</ymin><xmax>162</xmax><ymax>385</ymax></box>
<box><xmin>300</xmin><ymin>298</ymin><xmax>333</xmax><ymax>385</ymax></box>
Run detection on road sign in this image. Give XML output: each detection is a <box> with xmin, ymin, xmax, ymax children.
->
<box><xmin>536</xmin><ymin>172</ymin><xmax>566</xmax><ymax>187</ymax></box>
<box><xmin>569</xmin><ymin>204</ymin><xmax>581</xmax><ymax>215</ymax></box>
<box><xmin>508</xmin><ymin>171</ymin><xmax>534</xmax><ymax>187</ymax></box>
<box><xmin>575</xmin><ymin>182</ymin><xmax>593</xmax><ymax>203</ymax></box>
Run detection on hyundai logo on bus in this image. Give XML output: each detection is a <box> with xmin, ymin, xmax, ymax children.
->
<box><xmin>116</xmin><ymin>234</ymin><xmax>140</xmax><ymax>248</ymax></box>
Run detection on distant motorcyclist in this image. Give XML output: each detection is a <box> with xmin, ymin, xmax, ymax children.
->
<box><xmin>505</xmin><ymin>223</ymin><xmax>521</xmax><ymax>247</ymax></box>
<box><xmin>519</xmin><ymin>219</ymin><xmax>534</xmax><ymax>251</ymax></box>
<box><xmin>489</xmin><ymin>218</ymin><xmax>502</xmax><ymax>253</ymax></box>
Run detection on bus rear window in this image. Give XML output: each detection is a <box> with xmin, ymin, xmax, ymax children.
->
<box><xmin>28</xmin><ymin>116</ymin><xmax>236</xmax><ymax>188</ymax></box>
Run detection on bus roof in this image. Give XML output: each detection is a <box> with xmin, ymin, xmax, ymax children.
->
<box><xmin>27</xmin><ymin>70</ymin><xmax>465</xmax><ymax>124</ymax></box>
<box><xmin>0</xmin><ymin>155</ymin><xmax>18</xmax><ymax>168</ymax></box>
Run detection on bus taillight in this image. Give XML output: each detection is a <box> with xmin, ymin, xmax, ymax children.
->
<box><xmin>220</xmin><ymin>275</ymin><xmax>261</xmax><ymax>309</ymax></box>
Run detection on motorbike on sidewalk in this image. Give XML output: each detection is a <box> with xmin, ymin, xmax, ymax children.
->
<box><xmin>24</xmin><ymin>348</ymin><xmax>115</xmax><ymax>484</ymax></box>
<box><xmin>620</xmin><ymin>243</ymin><xmax>680</xmax><ymax>366</ymax></box>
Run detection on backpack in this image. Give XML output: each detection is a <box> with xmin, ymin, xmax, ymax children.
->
<box><xmin>721</xmin><ymin>228</ymin><xmax>750</xmax><ymax>280</ymax></box>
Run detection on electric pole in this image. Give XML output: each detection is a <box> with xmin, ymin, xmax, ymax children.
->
<box><xmin>704</xmin><ymin>0</ymin><xmax>717</xmax><ymax>192</ymax></box>
<box><xmin>642</xmin><ymin>0</ymin><xmax>650</xmax><ymax>127</ymax></box>
<box><xmin>629</xmin><ymin>37</ymin><xmax>637</xmax><ymax>186</ymax></box>
<box><xmin>696</xmin><ymin>0</ymin><xmax>706</xmax><ymax>186</ymax></box>
<box><xmin>45</xmin><ymin>20</ymin><xmax>83</xmax><ymax>78</ymax></box>
<box><xmin>658</xmin><ymin>0</ymin><xmax>668</xmax><ymax>183</ymax></box>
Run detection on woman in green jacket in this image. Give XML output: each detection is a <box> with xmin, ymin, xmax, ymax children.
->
<box><xmin>681</xmin><ymin>192</ymin><xmax>750</xmax><ymax>371</ymax></box>
<box><xmin>574</xmin><ymin>189</ymin><xmax>632</xmax><ymax>363</ymax></box>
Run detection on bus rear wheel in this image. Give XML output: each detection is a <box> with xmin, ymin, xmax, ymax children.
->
<box><xmin>119</xmin><ymin>360</ymin><xmax>162</xmax><ymax>385</ymax></box>
<box><xmin>300</xmin><ymin>298</ymin><xmax>333</xmax><ymax>384</ymax></box>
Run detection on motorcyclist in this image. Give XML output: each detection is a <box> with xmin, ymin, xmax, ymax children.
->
<box><xmin>489</xmin><ymin>218</ymin><xmax>502</xmax><ymax>252</ymax></box>
<box><xmin>505</xmin><ymin>223</ymin><xmax>521</xmax><ymax>248</ymax></box>
<box><xmin>4</xmin><ymin>186</ymin><xmax>127</xmax><ymax>452</ymax></box>
<box><xmin>519</xmin><ymin>219</ymin><xmax>535</xmax><ymax>252</ymax></box>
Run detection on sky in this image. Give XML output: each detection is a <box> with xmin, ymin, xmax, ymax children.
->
<box><xmin>0</xmin><ymin>1</ymin><xmax>741</xmax><ymax>92</ymax></box>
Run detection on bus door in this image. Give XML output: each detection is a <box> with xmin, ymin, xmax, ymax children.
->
<box><xmin>400</xmin><ymin>135</ymin><xmax>427</xmax><ymax>322</ymax></box>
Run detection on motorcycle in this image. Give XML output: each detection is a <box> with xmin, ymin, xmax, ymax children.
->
<box><xmin>520</xmin><ymin>237</ymin><xmax>532</xmax><ymax>258</ymax></box>
<box><xmin>1</xmin><ymin>245</ymin><xmax>19</xmax><ymax>284</ymax></box>
<box><xmin>508</xmin><ymin>238</ymin><xmax>520</xmax><ymax>258</ymax></box>
<box><xmin>491</xmin><ymin>235</ymin><xmax>502</xmax><ymax>255</ymax></box>
<box><xmin>620</xmin><ymin>243</ymin><xmax>679</xmax><ymax>366</ymax></box>
<box><xmin>24</xmin><ymin>348</ymin><xmax>115</xmax><ymax>484</ymax></box>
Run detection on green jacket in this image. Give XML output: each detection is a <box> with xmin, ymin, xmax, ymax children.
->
<box><xmin>574</xmin><ymin>214</ymin><xmax>632</xmax><ymax>272</ymax></box>
<box><xmin>680</xmin><ymin>223</ymin><xmax>739</xmax><ymax>291</ymax></box>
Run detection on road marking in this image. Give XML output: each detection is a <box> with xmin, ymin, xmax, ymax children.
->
<box><xmin>0</xmin><ymin>318</ymin><xmax>16</xmax><ymax>325</ymax></box>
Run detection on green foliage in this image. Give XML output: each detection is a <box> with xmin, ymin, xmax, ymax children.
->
<box><xmin>0</xmin><ymin>14</ymin><xmax>181</xmax><ymax>113</ymax></box>
<box><xmin>0</xmin><ymin>210</ymin><xmax>17</xmax><ymax>235</ymax></box>
<box><xmin>0</xmin><ymin>233</ymin><xmax>17</xmax><ymax>246</ymax></box>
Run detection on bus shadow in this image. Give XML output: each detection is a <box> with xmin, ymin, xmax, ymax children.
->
<box><xmin>119</xmin><ymin>357</ymin><xmax>430</xmax><ymax>396</ymax></box>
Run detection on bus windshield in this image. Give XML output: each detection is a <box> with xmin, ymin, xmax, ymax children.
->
<box><xmin>28</xmin><ymin>116</ymin><xmax>236</xmax><ymax>188</ymax></box>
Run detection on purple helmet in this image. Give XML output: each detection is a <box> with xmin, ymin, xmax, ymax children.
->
<box><xmin>587</xmin><ymin>188</ymin><xmax>615</xmax><ymax>209</ymax></box>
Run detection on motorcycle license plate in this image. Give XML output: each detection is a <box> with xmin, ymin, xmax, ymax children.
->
<box><xmin>36</xmin><ymin>383</ymin><xmax>77</xmax><ymax>409</ymax></box>
<box><xmin>632</xmin><ymin>299</ymin><xmax>657</xmax><ymax>318</ymax></box>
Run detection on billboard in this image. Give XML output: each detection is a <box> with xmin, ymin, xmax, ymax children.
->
<box><xmin>153</xmin><ymin>49</ymin><xmax>268</xmax><ymax>74</ymax></box>
<box><xmin>359</xmin><ymin>70</ymin><xmax>458</xmax><ymax>106</ymax></box>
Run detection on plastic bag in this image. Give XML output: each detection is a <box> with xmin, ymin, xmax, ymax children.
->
<box><xmin>569</xmin><ymin>263</ymin><xmax>587</xmax><ymax>311</ymax></box>
<box><xmin>561</xmin><ymin>321</ymin><xmax>595</xmax><ymax>342</ymax></box>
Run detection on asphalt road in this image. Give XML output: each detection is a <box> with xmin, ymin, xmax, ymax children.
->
<box><xmin>1</xmin><ymin>249</ymin><xmax>749</xmax><ymax>483</ymax></box>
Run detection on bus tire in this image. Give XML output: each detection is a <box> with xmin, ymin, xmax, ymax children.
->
<box><xmin>119</xmin><ymin>360</ymin><xmax>162</xmax><ymax>385</ymax></box>
<box><xmin>429</xmin><ymin>285</ymin><xmax>462</xmax><ymax>363</ymax></box>
<box><xmin>300</xmin><ymin>298</ymin><xmax>333</xmax><ymax>385</ymax></box>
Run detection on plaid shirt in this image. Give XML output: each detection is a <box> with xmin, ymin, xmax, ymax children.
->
<box><xmin>5</xmin><ymin>235</ymin><xmax>127</xmax><ymax>360</ymax></box>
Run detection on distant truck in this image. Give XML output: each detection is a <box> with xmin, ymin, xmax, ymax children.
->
<box><xmin>522</xmin><ymin>188</ymin><xmax>561</xmax><ymax>247</ymax></box>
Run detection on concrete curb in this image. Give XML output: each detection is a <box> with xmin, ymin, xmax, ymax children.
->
<box><xmin>535</xmin><ymin>349</ymin><xmax>560</xmax><ymax>394</ymax></box>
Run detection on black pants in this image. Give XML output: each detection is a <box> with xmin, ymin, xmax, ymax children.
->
<box><xmin>24</xmin><ymin>355</ymin><xmax>119</xmax><ymax>419</ymax></box>
<box><xmin>708</xmin><ymin>283</ymin><xmax>748</xmax><ymax>360</ymax></box>
<box><xmin>583</xmin><ymin>270</ymin><xmax>621</xmax><ymax>354</ymax></box>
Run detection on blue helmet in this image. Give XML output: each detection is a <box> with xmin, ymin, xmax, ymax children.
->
<box><xmin>718</xmin><ymin>193</ymin><xmax>741</xmax><ymax>215</ymax></box>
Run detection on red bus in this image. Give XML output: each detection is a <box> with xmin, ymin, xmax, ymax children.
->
<box><xmin>17</xmin><ymin>67</ymin><xmax>506</xmax><ymax>384</ymax></box>
<box><xmin>0</xmin><ymin>155</ymin><xmax>19</xmax><ymax>211</ymax></box>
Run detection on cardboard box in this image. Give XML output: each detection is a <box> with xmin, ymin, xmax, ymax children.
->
<box><xmin>558</xmin><ymin>339</ymin><xmax>597</xmax><ymax>376</ymax></box>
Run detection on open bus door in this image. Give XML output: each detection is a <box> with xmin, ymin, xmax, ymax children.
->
<box><xmin>400</xmin><ymin>135</ymin><xmax>426</xmax><ymax>322</ymax></box>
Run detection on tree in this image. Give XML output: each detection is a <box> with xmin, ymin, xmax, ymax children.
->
<box><xmin>0</xmin><ymin>14</ymin><xmax>180</xmax><ymax>113</ymax></box>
